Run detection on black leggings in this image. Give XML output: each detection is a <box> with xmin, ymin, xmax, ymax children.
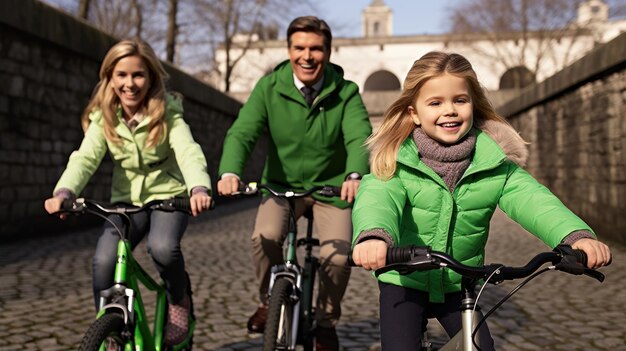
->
<box><xmin>379</xmin><ymin>282</ymin><xmax>495</xmax><ymax>351</ymax></box>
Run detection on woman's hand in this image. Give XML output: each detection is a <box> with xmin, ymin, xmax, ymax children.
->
<box><xmin>190</xmin><ymin>193</ymin><xmax>212</xmax><ymax>217</ymax></box>
<box><xmin>572</xmin><ymin>238</ymin><xmax>612</xmax><ymax>269</ymax></box>
<box><xmin>44</xmin><ymin>196</ymin><xmax>67</xmax><ymax>220</ymax></box>
<box><xmin>352</xmin><ymin>239</ymin><xmax>388</xmax><ymax>271</ymax></box>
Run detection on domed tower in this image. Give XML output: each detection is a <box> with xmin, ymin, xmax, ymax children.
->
<box><xmin>362</xmin><ymin>0</ymin><xmax>393</xmax><ymax>38</ymax></box>
<box><xmin>577</xmin><ymin>0</ymin><xmax>609</xmax><ymax>25</ymax></box>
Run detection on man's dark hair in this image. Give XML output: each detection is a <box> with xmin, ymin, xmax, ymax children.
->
<box><xmin>286</xmin><ymin>16</ymin><xmax>332</xmax><ymax>51</ymax></box>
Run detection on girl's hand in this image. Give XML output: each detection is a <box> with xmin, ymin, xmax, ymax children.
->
<box><xmin>44</xmin><ymin>196</ymin><xmax>67</xmax><ymax>220</ymax></box>
<box><xmin>571</xmin><ymin>238</ymin><xmax>612</xmax><ymax>269</ymax></box>
<box><xmin>190</xmin><ymin>193</ymin><xmax>212</xmax><ymax>217</ymax></box>
<box><xmin>352</xmin><ymin>239</ymin><xmax>388</xmax><ymax>271</ymax></box>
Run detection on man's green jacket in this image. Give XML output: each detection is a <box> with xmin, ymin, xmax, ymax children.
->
<box><xmin>219</xmin><ymin>60</ymin><xmax>372</xmax><ymax>208</ymax></box>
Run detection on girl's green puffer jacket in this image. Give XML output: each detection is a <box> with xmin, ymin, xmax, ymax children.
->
<box><xmin>352</xmin><ymin>121</ymin><xmax>594</xmax><ymax>302</ymax></box>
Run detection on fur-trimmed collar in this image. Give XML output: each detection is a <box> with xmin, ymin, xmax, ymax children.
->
<box><xmin>477</xmin><ymin>119</ymin><xmax>528</xmax><ymax>167</ymax></box>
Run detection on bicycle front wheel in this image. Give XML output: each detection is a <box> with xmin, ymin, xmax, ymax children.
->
<box><xmin>263</xmin><ymin>278</ymin><xmax>296</xmax><ymax>351</ymax></box>
<box><xmin>78</xmin><ymin>313</ymin><xmax>127</xmax><ymax>351</ymax></box>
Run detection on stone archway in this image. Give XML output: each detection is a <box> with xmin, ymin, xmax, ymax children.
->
<box><xmin>364</xmin><ymin>70</ymin><xmax>401</xmax><ymax>91</ymax></box>
<box><xmin>499</xmin><ymin>66</ymin><xmax>535</xmax><ymax>89</ymax></box>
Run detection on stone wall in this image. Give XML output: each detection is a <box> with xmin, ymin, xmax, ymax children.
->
<box><xmin>0</xmin><ymin>0</ymin><xmax>266</xmax><ymax>241</ymax></box>
<box><xmin>498</xmin><ymin>32</ymin><xmax>626</xmax><ymax>245</ymax></box>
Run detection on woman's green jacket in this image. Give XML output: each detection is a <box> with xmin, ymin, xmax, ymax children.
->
<box><xmin>352</xmin><ymin>128</ymin><xmax>594</xmax><ymax>302</ymax></box>
<box><xmin>54</xmin><ymin>95</ymin><xmax>211</xmax><ymax>205</ymax></box>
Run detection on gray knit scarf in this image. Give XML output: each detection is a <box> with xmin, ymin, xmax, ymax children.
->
<box><xmin>412</xmin><ymin>127</ymin><xmax>476</xmax><ymax>192</ymax></box>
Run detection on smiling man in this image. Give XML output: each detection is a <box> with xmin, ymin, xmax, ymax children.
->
<box><xmin>216</xmin><ymin>16</ymin><xmax>372</xmax><ymax>351</ymax></box>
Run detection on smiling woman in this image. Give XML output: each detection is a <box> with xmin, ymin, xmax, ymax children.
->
<box><xmin>111</xmin><ymin>55</ymin><xmax>150</xmax><ymax>120</ymax></box>
<box><xmin>44</xmin><ymin>38</ymin><xmax>213</xmax><ymax>347</ymax></box>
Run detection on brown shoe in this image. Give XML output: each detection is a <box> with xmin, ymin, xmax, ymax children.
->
<box><xmin>315</xmin><ymin>326</ymin><xmax>339</xmax><ymax>351</ymax></box>
<box><xmin>246</xmin><ymin>304</ymin><xmax>268</xmax><ymax>333</ymax></box>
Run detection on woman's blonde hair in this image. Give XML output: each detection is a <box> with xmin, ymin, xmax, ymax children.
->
<box><xmin>81</xmin><ymin>39</ymin><xmax>168</xmax><ymax>148</ymax></box>
<box><xmin>368</xmin><ymin>51</ymin><xmax>523</xmax><ymax>179</ymax></box>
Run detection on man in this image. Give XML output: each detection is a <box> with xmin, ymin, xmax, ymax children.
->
<box><xmin>217</xmin><ymin>16</ymin><xmax>372</xmax><ymax>351</ymax></box>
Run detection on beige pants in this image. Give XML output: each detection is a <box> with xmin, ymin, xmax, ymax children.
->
<box><xmin>251</xmin><ymin>195</ymin><xmax>352</xmax><ymax>327</ymax></box>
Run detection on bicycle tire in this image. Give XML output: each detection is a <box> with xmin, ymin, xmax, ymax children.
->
<box><xmin>78</xmin><ymin>313</ymin><xmax>127</xmax><ymax>351</ymax></box>
<box><xmin>263</xmin><ymin>278</ymin><xmax>296</xmax><ymax>351</ymax></box>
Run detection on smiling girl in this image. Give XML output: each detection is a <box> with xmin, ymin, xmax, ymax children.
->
<box><xmin>44</xmin><ymin>39</ymin><xmax>212</xmax><ymax>346</ymax></box>
<box><xmin>350</xmin><ymin>51</ymin><xmax>611</xmax><ymax>350</ymax></box>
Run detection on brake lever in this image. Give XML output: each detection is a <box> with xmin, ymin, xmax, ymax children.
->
<box><xmin>231</xmin><ymin>182</ymin><xmax>259</xmax><ymax>196</ymax></box>
<box><xmin>554</xmin><ymin>244</ymin><xmax>605</xmax><ymax>283</ymax></box>
<box><xmin>58</xmin><ymin>198</ymin><xmax>87</xmax><ymax>214</ymax></box>
<box><xmin>318</xmin><ymin>187</ymin><xmax>340</xmax><ymax>197</ymax></box>
<box><xmin>583</xmin><ymin>269</ymin><xmax>605</xmax><ymax>283</ymax></box>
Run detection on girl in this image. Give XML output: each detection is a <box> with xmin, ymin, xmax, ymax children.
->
<box><xmin>44</xmin><ymin>39</ymin><xmax>212</xmax><ymax>346</ymax></box>
<box><xmin>350</xmin><ymin>51</ymin><xmax>611</xmax><ymax>350</ymax></box>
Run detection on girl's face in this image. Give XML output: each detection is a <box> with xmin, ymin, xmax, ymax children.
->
<box><xmin>408</xmin><ymin>73</ymin><xmax>473</xmax><ymax>145</ymax></box>
<box><xmin>111</xmin><ymin>55</ymin><xmax>150</xmax><ymax>118</ymax></box>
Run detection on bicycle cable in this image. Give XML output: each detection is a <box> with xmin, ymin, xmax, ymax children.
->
<box><xmin>471</xmin><ymin>267</ymin><xmax>551</xmax><ymax>351</ymax></box>
<box><xmin>470</xmin><ymin>265</ymin><xmax>503</xmax><ymax>351</ymax></box>
<box><xmin>85</xmin><ymin>208</ymin><xmax>129</xmax><ymax>240</ymax></box>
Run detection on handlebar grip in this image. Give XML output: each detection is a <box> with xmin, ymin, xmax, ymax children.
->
<box><xmin>347</xmin><ymin>253</ymin><xmax>356</xmax><ymax>267</ymax></box>
<box><xmin>61</xmin><ymin>199</ymin><xmax>76</xmax><ymax>211</ymax></box>
<box><xmin>168</xmin><ymin>198</ymin><xmax>193</xmax><ymax>212</ymax></box>
<box><xmin>571</xmin><ymin>248</ymin><xmax>588</xmax><ymax>268</ymax></box>
<box><xmin>386</xmin><ymin>246</ymin><xmax>416</xmax><ymax>264</ymax></box>
<box><xmin>554</xmin><ymin>244</ymin><xmax>605</xmax><ymax>282</ymax></box>
<box><xmin>318</xmin><ymin>186</ymin><xmax>342</xmax><ymax>197</ymax></box>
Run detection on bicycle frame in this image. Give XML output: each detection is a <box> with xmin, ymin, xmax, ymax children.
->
<box><xmin>266</xmin><ymin>199</ymin><xmax>318</xmax><ymax>350</ymax></box>
<box><xmin>64</xmin><ymin>199</ymin><xmax>195</xmax><ymax>351</ymax></box>
<box><xmin>96</xmin><ymin>237</ymin><xmax>175</xmax><ymax>351</ymax></box>
<box><xmin>236</xmin><ymin>183</ymin><xmax>339</xmax><ymax>351</ymax></box>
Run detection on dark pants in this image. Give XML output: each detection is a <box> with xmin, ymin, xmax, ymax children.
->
<box><xmin>379</xmin><ymin>282</ymin><xmax>495</xmax><ymax>351</ymax></box>
<box><xmin>92</xmin><ymin>210</ymin><xmax>188</xmax><ymax>310</ymax></box>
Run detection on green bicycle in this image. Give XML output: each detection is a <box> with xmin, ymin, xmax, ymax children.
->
<box><xmin>58</xmin><ymin>198</ymin><xmax>199</xmax><ymax>351</ymax></box>
<box><xmin>234</xmin><ymin>182</ymin><xmax>341</xmax><ymax>351</ymax></box>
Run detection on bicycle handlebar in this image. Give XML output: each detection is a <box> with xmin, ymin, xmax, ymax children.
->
<box><xmin>58</xmin><ymin>197</ymin><xmax>198</xmax><ymax>216</ymax></box>
<box><xmin>350</xmin><ymin>244</ymin><xmax>606</xmax><ymax>284</ymax></box>
<box><xmin>232</xmin><ymin>182</ymin><xmax>342</xmax><ymax>198</ymax></box>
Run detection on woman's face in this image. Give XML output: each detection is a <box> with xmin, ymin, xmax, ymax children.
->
<box><xmin>408</xmin><ymin>73</ymin><xmax>473</xmax><ymax>145</ymax></box>
<box><xmin>111</xmin><ymin>55</ymin><xmax>150</xmax><ymax>119</ymax></box>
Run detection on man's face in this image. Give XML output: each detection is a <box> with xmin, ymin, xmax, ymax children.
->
<box><xmin>288</xmin><ymin>31</ymin><xmax>329</xmax><ymax>86</ymax></box>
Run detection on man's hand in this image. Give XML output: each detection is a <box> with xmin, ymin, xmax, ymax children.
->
<box><xmin>190</xmin><ymin>193</ymin><xmax>213</xmax><ymax>217</ymax></box>
<box><xmin>571</xmin><ymin>238</ymin><xmax>612</xmax><ymax>269</ymax></box>
<box><xmin>341</xmin><ymin>179</ymin><xmax>360</xmax><ymax>203</ymax></box>
<box><xmin>217</xmin><ymin>175</ymin><xmax>240</xmax><ymax>196</ymax></box>
<box><xmin>352</xmin><ymin>239</ymin><xmax>388</xmax><ymax>271</ymax></box>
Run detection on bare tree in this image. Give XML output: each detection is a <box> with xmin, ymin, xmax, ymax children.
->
<box><xmin>182</xmin><ymin>0</ymin><xmax>311</xmax><ymax>92</ymax></box>
<box><xmin>166</xmin><ymin>0</ymin><xmax>179</xmax><ymax>62</ymax></box>
<box><xmin>78</xmin><ymin>0</ymin><xmax>90</xmax><ymax>19</ymax></box>
<box><xmin>445</xmin><ymin>0</ymin><xmax>595</xmax><ymax>89</ymax></box>
<box><xmin>130</xmin><ymin>0</ymin><xmax>144</xmax><ymax>39</ymax></box>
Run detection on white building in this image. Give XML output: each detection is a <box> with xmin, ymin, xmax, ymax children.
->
<box><xmin>214</xmin><ymin>0</ymin><xmax>626</xmax><ymax>111</ymax></box>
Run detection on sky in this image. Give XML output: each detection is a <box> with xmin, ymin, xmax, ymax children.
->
<box><xmin>303</xmin><ymin>0</ymin><xmax>458</xmax><ymax>38</ymax></box>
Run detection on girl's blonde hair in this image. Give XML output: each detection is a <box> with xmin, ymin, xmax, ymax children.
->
<box><xmin>81</xmin><ymin>39</ymin><xmax>168</xmax><ymax>148</ymax></box>
<box><xmin>368</xmin><ymin>51</ymin><xmax>523</xmax><ymax>179</ymax></box>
